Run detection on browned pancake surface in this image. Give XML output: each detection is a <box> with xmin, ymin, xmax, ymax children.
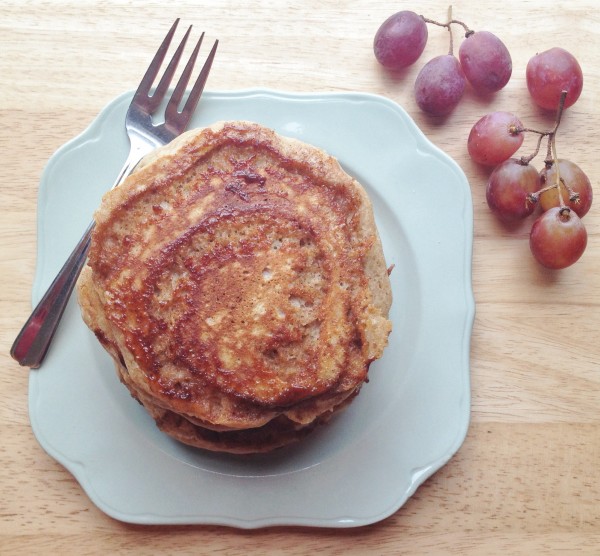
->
<box><xmin>78</xmin><ymin>121</ymin><xmax>392</xmax><ymax>452</ymax></box>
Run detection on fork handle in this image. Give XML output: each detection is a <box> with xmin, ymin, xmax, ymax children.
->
<box><xmin>10</xmin><ymin>221</ymin><xmax>95</xmax><ymax>368</ymax></box>
<box><xmin>11</xmin><ymin>144</ymin><xmax>149</xmax><ymax>368</ymax></box>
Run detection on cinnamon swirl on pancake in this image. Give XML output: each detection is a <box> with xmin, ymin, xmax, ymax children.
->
<box><xmin>77</xmin><ymin>121</ymin><xmax>392</xmax><ymax>454</ymax></box>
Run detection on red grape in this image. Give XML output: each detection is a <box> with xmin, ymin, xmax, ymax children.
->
<box><xmin>486</xmin><ymin>159</ymin><xmax>540</xmax><ymax>221</ymax></box>
<box><xmin>467</xmin><ymin>112</ymin><xmax>524</xmax><ymax>166</ymax></box>
<box><xmin>414</xmin><ymin>55</ymin><xmax>466</xmax><ymax>116</ymax></box>
<box><xmin>529</xmin><ymin>207</ymin><xmax>587</xmax><ymax>269</ymax></box>
<box><xmin>526</xmin><ymin>47</ymin><xmax>583</xmax><ymax>110</ymax></box>
<box><xmin>459</xmin><ymin>31</ymin><xmax>512</xmax><ymax>94</ymax></box>
<box><xmin>374</xmin><ymin>11</ymin><xmax>428</xmax><ymax>70</ymax></box>
<box><xmin>539</xmin><ymin>159</ymin><xmax>593</xmax><ymax>217</ymax></box>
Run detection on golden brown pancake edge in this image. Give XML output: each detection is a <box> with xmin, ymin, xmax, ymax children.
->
<box><xmin>77</xmin><ymin>120</ymin><xmax>392</xmax><ymax>453</ymax></box>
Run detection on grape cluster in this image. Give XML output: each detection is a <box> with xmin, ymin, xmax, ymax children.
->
<box><xmin>468</xmin><ymin>49</ymin><xmax>590</xmax><ymax>270</ymax></box>
<box><xmin>374</xmin><ymin>10</ymin><xmax>590</xmax><ymax>271</ymax></box>
<box><xmin>373</xmin><ymin>9</ymin><xmax>512</xmax><ymax>115</ymax></box>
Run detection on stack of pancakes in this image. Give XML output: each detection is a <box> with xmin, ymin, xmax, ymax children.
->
<box><xmin>77</xmin><ymin>121</ymin><xmax>392</xmax><ymax>454</ymax></box>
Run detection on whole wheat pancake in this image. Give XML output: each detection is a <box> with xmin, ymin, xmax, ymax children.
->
<box><xmin>77</xmin><ymin>121</ymin><xmax>392</xmax><ymax>453</ymax></box>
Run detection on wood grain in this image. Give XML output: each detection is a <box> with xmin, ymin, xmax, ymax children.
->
<box><xmin>1</xmin><ymin>1</ymin><xmax>599</xmax><ymax>553</ymax></box>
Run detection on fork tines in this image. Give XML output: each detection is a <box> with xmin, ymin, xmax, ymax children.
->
<box><xmin>135</xmin><ymin>19</ymin><xmax>218</xmax><ymax>130</ymax></box>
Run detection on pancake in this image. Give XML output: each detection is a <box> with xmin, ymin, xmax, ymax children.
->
<box><xmin>77</xmin><ymin>121</ymin><xmax>392</xmax><ymax>453</ymax></box>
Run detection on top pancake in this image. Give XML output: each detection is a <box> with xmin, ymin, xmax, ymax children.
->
<box><xmin>78</xmin><ymin>121</ymin><xmax>392</xmax><ymax>431</ymax></box>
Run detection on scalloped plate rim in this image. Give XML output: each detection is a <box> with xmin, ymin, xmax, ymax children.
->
<box><xmin>28</xmin><ymin>88</ymin><xmax>474</xmax><ymax>528</ymax></box>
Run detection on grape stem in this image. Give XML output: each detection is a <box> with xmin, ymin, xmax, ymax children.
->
<box><xmin>519</xmin><ymin>133</ymin><xmax>545</xmax><ymax>165</ymax></box>
<box><xmin>516</xmin><ymin>91</ymin><xmax>568</xmax><ymax>155</ymax></box>
<box><xmin>529</xmin><ymin>177</ymin><xmax>579</xmax><ymax>203</ymax></box>
<box><xmin>549</xmin><ymin>124</ymin><xmax>566</xmax><ymax>207</ymax></box>
<box><xmin>420</xmin><ymin>17</ymin><xmax>473</xmax><ymax>35</ymax></box>
<box><xmin>447</xmin><ymin>5</ymin><xmax>454</xmax><ymax>55</ymax></box>
<box><xmin>523</xmin><ymin>91</ymin><xmax>571</xmax><ymax>207</ymax></box>
<box><xmin>420</xmin><ymin>5</ymin><xmax>474</xmax><ymax>48</ymax></box>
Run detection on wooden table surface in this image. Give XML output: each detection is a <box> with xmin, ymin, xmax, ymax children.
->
<box><xmin>2</xmin><ymin>1</ymin><xmax>599</xmax><ymax>553</ymax></box>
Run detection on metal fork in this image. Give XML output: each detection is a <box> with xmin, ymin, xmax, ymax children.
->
<box><xmin>11</xmin><ymin>20</ymin><xmax>218</xmax><ymax>368</ymax></box>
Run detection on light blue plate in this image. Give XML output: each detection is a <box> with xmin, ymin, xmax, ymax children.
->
<box><xmin>29</xmin><ymin>89</ymin><xmax>474</xmax><ymax>528</ymax></box>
